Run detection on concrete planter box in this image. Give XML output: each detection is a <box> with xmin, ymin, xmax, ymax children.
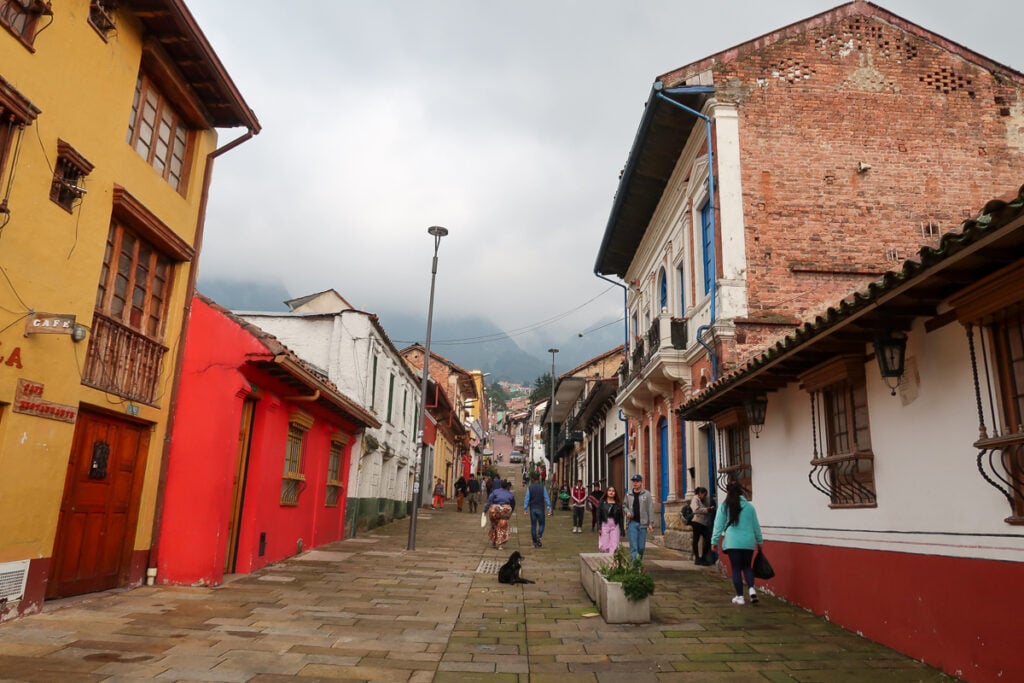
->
<box><xmin>579</xmin><ymin>553</ymin><xmax>610</xmax><ymax>603</ymax></box>
<box><xmin>597</xmin><ymin>574</ymin><xmax>651</xmax><ymax>624</ymax></box>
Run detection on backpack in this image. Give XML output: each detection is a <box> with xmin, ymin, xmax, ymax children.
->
<box><xmin>681</xmin><ymin>503</ymin><xmax>694</xmax><ymax>525</ymax></box>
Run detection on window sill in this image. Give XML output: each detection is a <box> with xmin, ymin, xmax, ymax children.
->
<box><xmin>828</xmin><ymin>502</ymin><xmax>878</xmax><ymax>510</ymax></box>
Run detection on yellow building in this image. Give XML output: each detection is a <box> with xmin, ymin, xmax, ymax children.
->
<box><xmin>0</xmin><ymin>1</ymin><xmax>257</xmax><ymax>619</ymax></box>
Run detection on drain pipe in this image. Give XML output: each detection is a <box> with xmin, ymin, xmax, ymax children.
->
<box><xmin>655</xmin><ymin>84</ymin><xmax>719</xmax><ymax>381</ymax></box>
<box><xmin>595</xmin><ymin>272</ymin><xmax>630</xmax><ymax>486</ymax></box>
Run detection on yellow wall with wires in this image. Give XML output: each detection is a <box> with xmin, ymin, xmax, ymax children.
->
<box><xmin>0</xmin><ymin>1</ymin><xmax>220</xmax><ymax>589</ymax></box>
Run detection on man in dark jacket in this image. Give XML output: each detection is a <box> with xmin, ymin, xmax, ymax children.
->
<box><xmin>522</xmin><ymin>473</ymin><xmax>552</xmax><ymax>548</ymax></box>
<box><xmin>466</xmin><ymin>474</ymin><xmax>482</xmax><ymax>513</ymax></box>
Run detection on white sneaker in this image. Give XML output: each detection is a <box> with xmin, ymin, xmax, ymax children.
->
<box><xmin>749</xmin><ymin>588</ymin><xmax>759</xmax><ymax>604</ymax></box>
<box><xmin>731</xmin><ymin>595</ymin><xmax>745</xmax><ymax>605</ymax></box>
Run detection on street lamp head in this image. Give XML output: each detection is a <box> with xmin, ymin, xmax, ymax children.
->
<box><xmin>548</xmin><ymin>348</ymin><xmax>559</xmax><ymax>354</ymax></box>
<box><xmin>427</xmin><ymin>225</ymin><xmax>449</xmax><ymax>237</ymax></box>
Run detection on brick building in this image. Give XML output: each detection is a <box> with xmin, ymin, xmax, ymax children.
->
<box><xmin>594</xmin><ymin>1</ymin><xmax>1024</xmax><ymax>525</ymax></box>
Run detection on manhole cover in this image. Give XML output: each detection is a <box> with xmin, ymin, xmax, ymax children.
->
<box><xmin>476</xmin><ymin>559</ymin><xmax>501</xmax><ymax>574</ymax></box>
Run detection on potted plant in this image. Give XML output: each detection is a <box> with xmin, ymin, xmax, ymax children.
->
<box><xmin>596</xmin><ymin>547</ymin><xmax>653</xmax><ymax>623</ymax></box>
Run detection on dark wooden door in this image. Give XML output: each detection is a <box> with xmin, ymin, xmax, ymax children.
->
<box><xmin>225</xmin><ymin>398</ymin><xmax>256</xmax><ymax>574</ymax></box>
<box><xmin>48</xmin><ymin>410</ymin><xmax>150</xmax><ymax>598</ymax></box>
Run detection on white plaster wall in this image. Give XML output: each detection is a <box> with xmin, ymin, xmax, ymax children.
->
<box><xmin>751</xmin><ymin>319</ymin><xmax>1024</xmax><ymax>563</ymax></box>
<box><xmin>712</xmin><ymin>103</ymin><xmax>748</xmax><ymax>321</ymax></box>
<box><xmin>237</xmin><ymin>311</ymin><xmax>418</xmax><ymax>508</ymax></box>
<box><xmin>239</xmin><ymin>314</ymin><xmax>333</xmax><ymax>372</ymax></box>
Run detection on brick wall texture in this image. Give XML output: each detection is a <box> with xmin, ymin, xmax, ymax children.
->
<box><xmin>663</xmin><ymin>6</ymin><xmax>1024</xmax><ymax>370</ymax></box>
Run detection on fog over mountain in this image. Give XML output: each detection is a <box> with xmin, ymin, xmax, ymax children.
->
<box><xmin>197</xmin><ymin>277</ymin><xmax>623</xmax><ymax>384</ymax></box>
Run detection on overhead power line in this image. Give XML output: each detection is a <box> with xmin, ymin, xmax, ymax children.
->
<box><xmin>394</xmin><ymin>285</ymin><xmax>618</xmax><ymax>346</ymax></box>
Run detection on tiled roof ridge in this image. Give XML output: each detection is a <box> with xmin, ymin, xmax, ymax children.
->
<box><xmin>196</xmin><ymin>293</ymin><xmax>337</xmax><ymax>393</ymax></box>
<box><xmin>561</xmin><ymin>345</ymin><xmax>626</xmax><ymax>379</ymax></box>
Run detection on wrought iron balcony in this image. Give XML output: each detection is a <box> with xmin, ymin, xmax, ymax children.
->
<box><xmin>623</xmin><ymin>315</ymin><xmax>690</xmax><ymax>386</ymax></box>
<box><xmin>81</xmin><ymin>313</ymin><xmax>167</xmax><ymax>405</ymax></box>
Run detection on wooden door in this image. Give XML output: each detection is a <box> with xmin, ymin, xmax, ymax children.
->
<box><xmin>225</xmin><ymin>398</ymin><xmax>256</xmax><ymax>574</ymax></box>
<box><xmin>48</xmin><ymin>410</ymin><xmax>150</xmax><ymax>598</ymax></box>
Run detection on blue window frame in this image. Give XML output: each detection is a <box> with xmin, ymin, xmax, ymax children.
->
<box><xmin>659</xmin><ymin>269</ymin><xmax>668</xmax><ymax>312</ymax></box>
<box><xmin>677</xmin><ymin>265</ymin><xmax>685</xmax><ymax>316</ymax></box>
<box><xmin>701</xmin><ymin>201</ymin><xmax>714</xmax><ymax>295</ymax></box>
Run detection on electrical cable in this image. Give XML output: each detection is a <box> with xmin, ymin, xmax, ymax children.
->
<box><xmin>394</xmin><ymin>285</ymin><xmax>618</xmax><ymax>346</ymax></box>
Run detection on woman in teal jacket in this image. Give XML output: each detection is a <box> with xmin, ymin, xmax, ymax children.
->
<box><xmin>711</xmin><ymin>481</ymin><xmax>764</xmax><ymax>605</ymax></box>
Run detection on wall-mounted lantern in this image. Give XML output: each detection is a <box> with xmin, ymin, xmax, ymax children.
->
<box><xmin>873</xmin><ymin>331</ymin><xmax>908</xmax><ymax>396</ymax></box>
<box><xmin>743</xmin><ymin>394</ymin><xmax>768</xmax><ymax>438</ymax></box>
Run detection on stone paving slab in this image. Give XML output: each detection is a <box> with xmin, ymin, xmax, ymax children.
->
<box><xmin>0</xmin><ymin>460</ymin><xmax>957</xmax><ymax>681</ymax></box>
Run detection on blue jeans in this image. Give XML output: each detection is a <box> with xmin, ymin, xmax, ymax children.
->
<box><xmin>529</xmin><ymin>507</ymin><xmax>546</xmax><ymax>542</ymax></box>
<box><xmin>627</xmin><ymin>521</ymin><xmax>647</xmax><ymax>561</ymax></box>
<box><xmin>725</xmin><ymin>548</ymin><xmax>755</xmax><ymax>596</ymax></box>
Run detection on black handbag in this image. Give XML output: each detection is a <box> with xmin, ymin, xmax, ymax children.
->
<box><xmin>753</xmin><ymin>551</ymin><xmax>775</xmax><ymax>579</ymax></box>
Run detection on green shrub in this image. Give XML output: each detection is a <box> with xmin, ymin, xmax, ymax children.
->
<box><xmin>598</xmin><ymin>547</ymin><xmax>654</xmax><ymax>601</ymax></box>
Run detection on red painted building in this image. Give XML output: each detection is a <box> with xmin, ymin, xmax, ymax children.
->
<box><xmin>154</xmin><ymin>296</ymin><xmax>379</xmax><ymax>586</ymax></box>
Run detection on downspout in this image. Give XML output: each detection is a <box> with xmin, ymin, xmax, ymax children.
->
<box><xmin>149</xmin><ymin>126</ymin><xmax>258</xmax><ymax>576</ymax></box>
<box><xmin>655</xmin><ymin>84</ymin><xmax>719</xmax><ymax>381</ymax></box>
<box><xmin>595</xmin><ymin>272</ymin><xmax>630</xmax><ymax>487</ymax></box>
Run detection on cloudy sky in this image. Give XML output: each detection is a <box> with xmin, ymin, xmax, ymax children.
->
<box><xmin>186</xmin><ymin>0</ymin><xmax>1024</xmax><ymax>354</ymax></box>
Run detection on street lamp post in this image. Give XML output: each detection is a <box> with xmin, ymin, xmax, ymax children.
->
<box><xmin>407</xmin><ymin>225</ymin><xmax>448</xmax><ymax>551</ymax></box>
<box><xmin>547</xmin><ymin>348</ymin><xmax>558</xmax><ymax>478</ymax></box>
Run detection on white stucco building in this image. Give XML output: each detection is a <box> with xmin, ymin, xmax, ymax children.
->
<box><xmin>237</xmin><ymin>290</ymin><xmax>420</xmax><ymax>534</ymax></box>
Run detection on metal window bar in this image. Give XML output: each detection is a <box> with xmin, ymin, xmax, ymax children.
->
<box><xmin>968</xmin><ymin>317</ymin><xmax>1024</xmax><ymax>521</ymax></box>
<box><xmin>806</xmin><ymin>389</ymin><xmax>877</xmax><ymax>506</ymax></box>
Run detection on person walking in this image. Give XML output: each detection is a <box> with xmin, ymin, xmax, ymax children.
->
<box><xmin>711</xmin><ymin>481</ymin><xmax>764</xmax><ymax>605</ymax></box>
<box><xmin>624</xmin><ymin>473</ymin><xmax>654</xmax><ymax>562</ymax></box>
<box><xmin>431</xmin><ymin>478</ymin><xmax>445</xmax><ymax>510</ymax></box>
<box><xmin>466</xmin><ymin>474</ymin><xmax>481</xmax><ymax>513</ymax></box>
<box><xmin>522</xmin><ymin>472</ymin><xmax>552</xmax><ymax>548</ymax></box>
<box><xmin>485</xmin><ymin>480</ymin><xmax>516</xmax><ymax>550</ymax></box>
<box><xmin>689</xmin><ymin>486</ymin><xmax>716</xmax><ymax>565</ymax></box>
<box><xmin>588</xmin><ymin>483</ymin><xmax>603</xmax><ymax>532</ymax></box>
<box><xmin>597</xmin><ymin>485</ymin><xmax>624</xmax><ymax>553</ymax></box>
<box><xmin>570</xmin><ymin>479</ymin><xmax>587</xmax><ymax>533</ymax></box>
<box><xmin>454</xmin><ymin>475</ymin><xmax>468</xmax><ymax>512</ymax></box>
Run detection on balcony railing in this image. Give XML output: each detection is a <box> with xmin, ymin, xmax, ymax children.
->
<box><xmin>624</xmin><ymin>315</ymin><xmax>689</xmax><ymax>384</ymax></box>
<box><xmin>81</xmin><ymin>313</ymin><xmax>167</xmax><ymax>405</ymax></box>
<box><xmin>975</xmin><ymin>431</ymin><xmax>1024</xmax><ymax>524</ymax></box>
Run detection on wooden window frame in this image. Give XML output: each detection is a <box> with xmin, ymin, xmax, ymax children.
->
<box><xmin>87</xmin><ymin>0</ymin><xmax>117</xmax><ymax>40</ymax></box>
<box><xmin>281</xmin><ymin>411</ymin><xmax>312</xmax><ymax>506</ymax></box>
<box><xmin>126</xmin><ymin>38</ymin><xmax>209</xmax><ymax>196</ymax></box>
<box><xmin>700</xmin><ymin>201</ymin><xmax>714</xmax><ymax>295</ymax></box>
<box><xmin>713</xmin><ymin>407</ymin><xmax>752</xmax><ymax>497</ymax></box>
<box><xmin>370</xmin><ymin>355</ymin><xmax>378</xmax><ymax>410</ymax></box>
<box><xmin>0</xmin><ymin>75</ymin><xmax>41</xmax><ymax>213</ymax></box>
<box><xmin>325</xmin><ymin>434</ymin><xmax>349</xmax><ymax>507</ymax></box>
<box><xmin>800</xmin><ymin>355</ymin><xmax>877</xmax><ymax>508</ymax></box>
<box><xmin>950</xmin><ymin>260</ymin><xmax>1024</xmax><ymax>524</ymax></box>
<box><xmin>0</xmin><ymin>0</ymin><xmax>51</xmax><ymax>51</ymax></box>
<box><xmin>82</xmin><ymin>187</ymin><xmax>191</xmax><ymax>403</ymax></box>
<box><xmin>49</xmin><ymin>140</ymin><xmax>93</xmax><ymax>213</ymax></box>
<box><xmin>386</xmin><ymin>373</ymin><xmax>395</xmax><ymax>423</ymax></box>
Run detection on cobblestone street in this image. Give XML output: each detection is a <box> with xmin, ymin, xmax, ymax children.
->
<box><xmin>0</xmin><ymin>460</ymin><xmax>954</xmax><ymax>682</ymax></box>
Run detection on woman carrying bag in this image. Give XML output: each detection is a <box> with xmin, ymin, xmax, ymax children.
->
<box><xmin>711</xmin><ymin>481</ymin><xmax>764</xmax><ymax>605</ymax></box>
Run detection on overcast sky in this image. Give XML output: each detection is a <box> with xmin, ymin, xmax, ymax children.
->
<box><xmin>186</xmin><ymin>0</ymin><xmax>1024</xmax><ymax>352</ymax></box>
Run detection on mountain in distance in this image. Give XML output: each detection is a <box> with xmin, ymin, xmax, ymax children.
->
<box><xmin>374</xmin><ymin>309</ymin><xmax>547</xmax><ymax>384</ymax></box>
<box><xmin>197</xmin><ymin>276</ymin><xmax>291</xmax><ymax>312</ymax></box>
<box><xmin>196</xmin><ymin>277</ymin><xmax>624</xmax><ymax>384</ymax></box>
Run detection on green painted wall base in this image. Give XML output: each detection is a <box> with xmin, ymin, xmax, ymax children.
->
<box><xmin>344</xmin><ymin>497</ymin><xmax>407</xmax><ymax>538</ymax></box>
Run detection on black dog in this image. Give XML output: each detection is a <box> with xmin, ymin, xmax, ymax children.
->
<box><xmin>497</xmin><ymin>551</ymin><xmax>535</xmax><ymax>584</ymax></box>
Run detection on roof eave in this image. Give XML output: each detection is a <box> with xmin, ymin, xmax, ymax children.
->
<box><xmin>594</xmin><ymin>86</ymin><xmax>710</xmax><ymax>278</ymax></box>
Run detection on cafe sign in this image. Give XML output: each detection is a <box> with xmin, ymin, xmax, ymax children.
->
<box><xmin>24</xmin><ymin>313</ymin><xmax>76</xmax><ymax>335</ymax></box>
<box><xmin>13</xmin><ymin>379</ymin><xmax>78</xmax><ymax>423</ymax></box>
